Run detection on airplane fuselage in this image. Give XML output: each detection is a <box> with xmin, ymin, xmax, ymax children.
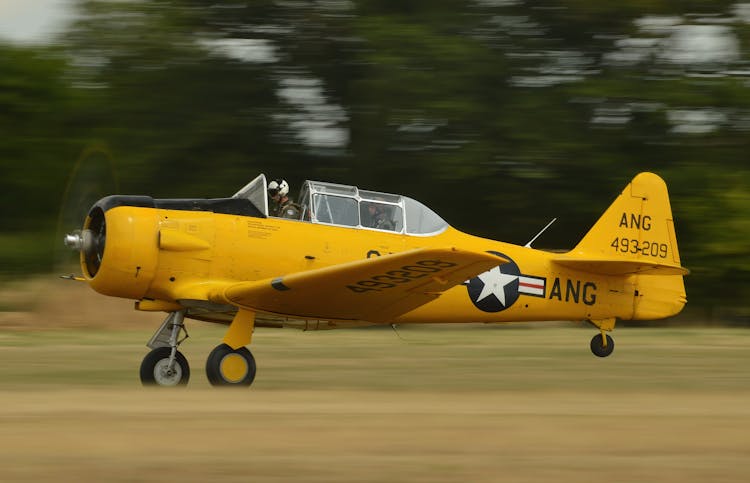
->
<box><xmin>86</xmin><ymin>202</ymin><xmax>682</xmax><ymax>328</ymax></box>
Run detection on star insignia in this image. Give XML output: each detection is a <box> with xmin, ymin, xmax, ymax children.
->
<box><xmin>475</xmin><ymin>266</ymin><xmax>519</xmax><ymax>307</ymax></box>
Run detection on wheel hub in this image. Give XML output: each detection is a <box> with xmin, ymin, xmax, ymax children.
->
<box><xmin>219</xmin><ymin>353</ymin><xmax>249</xmax><ymax>383</ymax></box>
<box><xmin>153</xmin><ymin>358</ymin><xmax>183</xmax><ymax>386</ymax></box>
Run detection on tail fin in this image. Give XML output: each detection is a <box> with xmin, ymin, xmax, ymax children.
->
<box><xmin>553</xmin><ymin>172</ymin><xmax>688</xmax><ymax>276</ymax></box>
<box><xmin>552</xmin><ymin>172</ymin><xmax>688</xmax><ymax>320</ymax></box>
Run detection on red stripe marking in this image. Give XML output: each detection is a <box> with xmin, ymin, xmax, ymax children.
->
<box><xmin>519</xmin><ymin>281</ymin><xmax>544</xmax><ymax>290</ymax></box>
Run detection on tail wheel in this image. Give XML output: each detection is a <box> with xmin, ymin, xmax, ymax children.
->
<box><xmin>590</xmin><ymin>333</ymin><xmax>615</xmax><ymax>358</ymax></box>
<box><xmin>206</xmin><ymin>343</ymin><xmax>256</xmax><ymax>387</ymax></box>
<box><xmin>140</xmin><ymin>347</ymin><xmax>190</xmax><ymax>386</ymax></box>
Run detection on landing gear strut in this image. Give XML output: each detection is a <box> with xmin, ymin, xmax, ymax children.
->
<box><xmin>205</xmin><ymin>309</ymin><xmax>257</xmax><ymax>387</ymax></box>
<box><xmin>140</xmin><ymin>311</ymin><xmax>190</xmax><ymax>386</ymax></box>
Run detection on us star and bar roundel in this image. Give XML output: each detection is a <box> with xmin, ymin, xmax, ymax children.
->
<box><xmin>466</xmin><ymin>251</ymin><xmax>546</xmax><ymax>312</ymax></box>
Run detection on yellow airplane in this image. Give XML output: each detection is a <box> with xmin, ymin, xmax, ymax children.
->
<box><xmin>63</xmin><ymin>172</ymin><xmax>687</xmax><ymax>387</ymax></box>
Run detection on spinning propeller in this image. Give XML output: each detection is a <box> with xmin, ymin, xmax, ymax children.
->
<box><xmin>56</xmin><ymin>144</ymin><xmax>119</xmax><ymax>277</ymax></box>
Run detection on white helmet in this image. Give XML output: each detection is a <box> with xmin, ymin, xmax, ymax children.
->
<box><xmin>268</xmin><ymin>179</ymin><xmax>289</xmax><ymax>197</ymax></box>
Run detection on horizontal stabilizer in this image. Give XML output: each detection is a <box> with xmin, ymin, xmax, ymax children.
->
<box><xmin>552</xmin><ymin>256</ymin><xmax>689</xmax><ymax>276</ymax></box>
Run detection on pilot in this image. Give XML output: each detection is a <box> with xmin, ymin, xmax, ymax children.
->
<box><xmin>268</xmin><ymin>179</ymin><xmax>300</xmax><ymax>219</ymax></box>
<box><xmin>365</xmin><ymin>203</ymin><xmax>394</xmax><ymax>231</ymax></box>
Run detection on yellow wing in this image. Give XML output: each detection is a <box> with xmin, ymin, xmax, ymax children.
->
<box><xmin>211</xmin><ymin>248</ymin><xmax>506</xmax><ymax>322</ymax></box>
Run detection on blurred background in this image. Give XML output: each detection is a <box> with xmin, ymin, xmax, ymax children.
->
<box><xmin>0</xmin><ymin>0</ymin><xmax>748</xmax><ymax>323</ymax></box>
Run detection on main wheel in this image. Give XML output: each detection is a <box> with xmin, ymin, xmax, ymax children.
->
<box><xmin>590</xmin><ymin>333</ymin><xmax>615</xmax><ymax>358</ymax></box>
<box><xmin>140</xmin><ymin>347</ymin><xmax>190</xmax><ymax>386</ymax></box>
<box><xmin>206</xmin><ymin>343</ymin><xmax>256</xmax><ymax>387</ymax></box>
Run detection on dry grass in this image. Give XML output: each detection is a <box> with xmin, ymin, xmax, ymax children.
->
<box><xmin>1</xmin><ymin>389</ymin><xmax>748</xmax><ymax>483</ymax></box>
<box><xmin>0</xmin><ymin>278</ymin><xmax>748</xmax><ymax>482</ymax></box>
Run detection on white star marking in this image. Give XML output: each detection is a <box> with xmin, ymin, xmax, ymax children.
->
<box><xmin>475</xmin><ymin>267</ymin><xmax>518</xmax><ymax>307</ymax></box>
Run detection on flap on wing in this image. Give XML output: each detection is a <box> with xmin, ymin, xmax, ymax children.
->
<box><xmin>552</xmin><ymin>256</ymin><xmax>689</xmax><ymax>276</ymax></box>
<box><xmin>213</xmin><ymin>248</ymin><xmax>506</xmax><ymax>322</ymax></box>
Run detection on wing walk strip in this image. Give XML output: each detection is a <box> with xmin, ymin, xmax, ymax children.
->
<box><xmin>210</xmin><ymin>247</ymin><xmax>507</xmax><ymax>323</ymax></box>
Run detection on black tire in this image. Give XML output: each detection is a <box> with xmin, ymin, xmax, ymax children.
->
<box><xmin>590</xmin><ymin>333</ymin><xmax>615</xmax><ymax>358</ymax></box>
<box><xmin>140</xmin><ymin>347</ymin><xmax>190</xmax><ymax>386</ymax></box>
<box><xmin>205</xmin><ymin>343</ymin><xmax>256</xmax><ymax>387</ymax></box>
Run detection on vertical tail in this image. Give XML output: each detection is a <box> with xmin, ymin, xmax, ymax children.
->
<box><xmin>552</xmin><ymin>172</ymin><xmax>688</xmax><ymax>319</ymax></box>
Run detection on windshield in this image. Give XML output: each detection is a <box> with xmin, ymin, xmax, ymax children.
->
<box><xmin>232</xmin><ymin>174</ymin><xmax>268</xmax><ymax>216</ymax></box>
<box><xmin>403</xmin><ymin>197</ymin><xmax>448</xmax><ymax>235</ymax></box>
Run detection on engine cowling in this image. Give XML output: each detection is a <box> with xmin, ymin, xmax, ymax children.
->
<box><xmin>66</xmin><ymin>196</ymin><xmax>159</xmax><ymax>301</ymax></box>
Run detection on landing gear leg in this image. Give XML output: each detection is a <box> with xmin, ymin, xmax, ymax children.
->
<box><xmin>588</xmin><ymin>318</ymin><xmax>616</xmax><ymax>358</ymax></box>
<box><xmin>206</xmin><ymin>309</ymin><xmax>257</xmax><ymax>387</ymax></box>
<box><xmin>140</xmin><ymin>311</ymin><xmax>191</xmax><ymax>386</ymax></box>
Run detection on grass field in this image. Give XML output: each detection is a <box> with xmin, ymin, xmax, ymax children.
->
<box><xmin>0</xmin><ymin>281</ymin><xmax>749</xmax><ymax>482</ymax></box>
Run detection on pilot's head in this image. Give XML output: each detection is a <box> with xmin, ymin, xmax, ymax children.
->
<box><xmin>268</xmin><ymin>179</ymin><xmax>289</xmax><ymax>201</ymax></box>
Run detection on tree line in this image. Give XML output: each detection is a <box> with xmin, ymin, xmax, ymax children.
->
<box><xmin>1</xmin><ymin>0</ymin><xmax>748</xmax><ymax>322</ymax></box>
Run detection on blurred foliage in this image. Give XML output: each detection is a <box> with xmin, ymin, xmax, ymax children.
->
<box><xmin>0</xmin><ymin>0</ymin><xmax>748</xmax><ymax>322</ymax></box>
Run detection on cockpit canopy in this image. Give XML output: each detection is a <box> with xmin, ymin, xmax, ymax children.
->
<box><xmin>233</xmin><ymin>174</ymin><xmax>449</xmax><ymax>236</ymax></box>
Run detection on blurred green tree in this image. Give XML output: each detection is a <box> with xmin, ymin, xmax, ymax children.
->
<box><xmin>1</xmin><ymin>0</ymin><xmax>747</xmax><ymax>321</ymax></box>
<box><xmin>0</xmin><ymin>45</ymin><xmax>80</xmax><ymax>272</ymax></box>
